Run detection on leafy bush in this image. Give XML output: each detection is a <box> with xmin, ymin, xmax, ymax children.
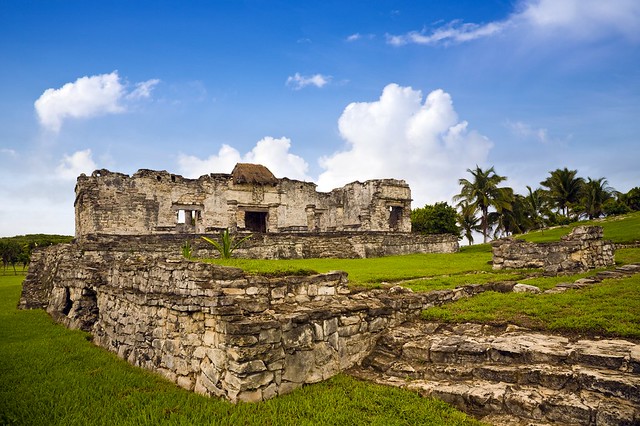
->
<box><xmin>411</xmin><ymin>202</ymin><xmax>460</xmax><ymax>236</ymax></box>
<box><xmin>603</xmin><ymin>198</ymin><xmax>631</xmax><ymax>216</ymax></box>
<box><xmin>621</xmin><ymin>187</ymin><xmax>640</xmax><ymax>211</ymax></box>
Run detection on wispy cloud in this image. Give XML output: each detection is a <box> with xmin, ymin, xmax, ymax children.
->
<box><xmin>34</xmin><ymin>71</ymin><xmax>159</xmax><ymax>132</ymax></box>
<box><xmin>506</xmin><ymin>120</ymin><xmax>550</xmax><ymax>144</ymax></box>
<box><xmin>286</xmin><ymin>73</ymin><xmax>332</xmax><ymax>90</ymax></box>
<box><xmin>346</xmin><ymin>33</ymin><xmax>375</xmax><ymax>42</ymax></box>
<box><xmin>1</xmin><ymin>148</ymin><xmax>17</xmax><ymax>157</ymax></box>
<box><xmin>387</xmin><ymin>20</ymin><xmax>506</xmax><ymax>46</ymax></box>
<box><xmin>518</xmin><ymin>0</ymin><xmax>640</xmax><ymax>41</ymax></box>
<box><xmin>126</xmin><ymin>79</ymin><xmax>160</xmax><ymax>100</ymax></box>
<box><xmin>387</xmin><ymin>0</ymin><xmax>640</xmax><ymax>47</ymax></box>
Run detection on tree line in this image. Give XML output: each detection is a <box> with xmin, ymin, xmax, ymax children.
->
<box><xmin>0</xmin><ymin>234</ymin><xmax>73</xmax><ymax>274</ymax></box>
<box><xmin>412</xmin><ymin>166</ymin><xmax>640</xmax><ymax>245</ymax></box>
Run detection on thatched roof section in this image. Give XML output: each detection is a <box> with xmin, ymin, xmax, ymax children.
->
<box><xmin>231</xmin><ymin>163</ymin><xmax>278</xmax><ymax>185</ymax></box>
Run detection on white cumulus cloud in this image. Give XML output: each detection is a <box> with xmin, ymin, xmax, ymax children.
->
<box><xmin>34</xmin><ymin>71</ymin><xmax>159</xmax><ymax>132</ymax></box>
<box><xmin>177</xmin><ymin>137</ymin><xmax>311</xmax><ymax>181</ymax></box>
<box><xmin>55</xmin><ymin>149</ymin><xmax>97</xmax><ymax>180</ymax></box>
<box><xmin>286</xmin><ymin>73</ymin><xmax>331</xmax><ymax>90</ymax></box>
<box><xmin>317</xmin><ymin>83</ymin><xmax>492</xmax><ymax>206</ymax></box>
<box><xmin>387</xmin><ymin>0</ymin><xmax>640</xmax><ymax>46</ymax></box>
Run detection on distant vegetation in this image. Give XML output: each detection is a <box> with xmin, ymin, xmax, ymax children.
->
<box><xmin>0</xmin><ymin>234</ymin><xmax>73</xmax><ymax>274</ymax></box>
<box><xmin>413</xmin><ymin>166</ymin><xmax>639</xmax><ymax>245</ymax></box>
<box><xmin>411</xmin><ymin>202</ymin><xmax>459</xmax><ymax>235</ymax></box>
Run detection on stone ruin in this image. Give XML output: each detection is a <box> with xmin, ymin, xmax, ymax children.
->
<box><xmin>19</xmin><ymin>237</ymin><xmax>479</xmax><ymax>403</ymax></box>
<box><xmin>19</xmin><ymin>164</ymin><xmax>640</xmax><ymax>424</ymax></box>
<box><xmin>73</xmin><ymin>163</ymin><xmax>458</xmax><ymax>258</ymax></box>
<box><xmin>491</xmin><ymin>226</ymin><xmax>615</xmax><ymax>274</ymax></box>
<box><xmin>75</xmin><ymin>163</ymin><xmax>415</xmax><ymax>237</ymax></box>
<box><xmin>19</xmin><ymin>163</ymin><xmax>461</xmax><ymax>402</ymax></box>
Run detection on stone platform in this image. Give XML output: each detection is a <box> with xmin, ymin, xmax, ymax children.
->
<box><xmin>350</xmin><ymin>322</ymin><xmax>640</xmax><ymax>426</ymax></box>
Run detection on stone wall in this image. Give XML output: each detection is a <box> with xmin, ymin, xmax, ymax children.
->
<box><xmin>491</xmin><ymin>226</ymin><xmax>615</xmax><ymax>274</ymax></box>
<box><xmin>77</xmin><ymin>232</ymin><xmax>459</xmax><ymax>259</ymax></box>
<box><xmin>75</xmin><ymin>168</ymin><xmax>413</xmax><ymax>238</ymax></box>
<box><xmin>20</xmin><ymin>242</ymin><xmax>474</xmax><ymax>403</ymax></box>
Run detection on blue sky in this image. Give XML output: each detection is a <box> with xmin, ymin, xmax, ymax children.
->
<box><xmin>1</xmin><ymin>0</ymin><xmax>639</xmax><ymax>236</ymax></box>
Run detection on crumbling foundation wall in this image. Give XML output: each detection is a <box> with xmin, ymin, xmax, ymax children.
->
<box><xmin>491</xmin><ymin>226</ymin><xmax>615</xmax><ymax>274</ymax></box>
<box><xmin>77</xmin><ymin>232</ymin><xmax>459</xmax><ymax>259</ymax></box>
<box><xmin>21</xmin><ymin>242</ymin><xmax>471</xmax><ymax>402</ymax></box>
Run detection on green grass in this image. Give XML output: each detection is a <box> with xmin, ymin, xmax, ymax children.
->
<box><xmin>0</xmin><ymin>274</ymin><xmax>482</xmax><ymax>426</ymax></box>
<box><xmin>204</xmin><ymin>251</ymin><xmax>493</xmax><ymax>288</ymax></box>
<box><xmin>400</xmin><ymin>271</ymin><xmax>534</xmax><ymax>292</ymax></box>
<box><xmin>422</xmin><ymin>274</ymin><xmax>640</xmax><ymax>339</ymax></box>
<box><xmin>616</xmin><ymin>248</ymin><xmax>640</xmax><ymax>265</ymax></box>
<box><xmin>519</xmin><ymin>211</ymin><xmax>640</xmax><ymax>244</ymax></box>
<box><xmin>518</xmin><ymin>271</ymin><xmax>604</xmax><ymax>291</ymax></box>
<box><xmin>418</xmin><ymin>213</ymin><xmax>640</xmax><ymax>338</ymax></box>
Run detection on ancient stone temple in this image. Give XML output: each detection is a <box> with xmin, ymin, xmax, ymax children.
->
<box><xmin>73</xmin><ymin>163</ymin><xmax>458</xmax><ymax>259</ymax></box>
<box><xmin>75</xmin><ymin>163</ymin><xmax>413</xmax><ymax>237</ymax></box>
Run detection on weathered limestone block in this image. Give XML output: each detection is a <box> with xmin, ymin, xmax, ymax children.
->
<box><xmin>512</xmin><ymin>283</ymin><xmax>541</xmax><ymax>294</ymax></box>
<box><xmin>492</xmin><ymin>226</ymin><xmax>614</xmax><ymax>274</ymax></box>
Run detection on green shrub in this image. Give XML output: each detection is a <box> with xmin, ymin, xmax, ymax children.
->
<box><xmin>411</xmin><ymin>202</ymin><xmax>460</xmax><ymax>236</ymax></box>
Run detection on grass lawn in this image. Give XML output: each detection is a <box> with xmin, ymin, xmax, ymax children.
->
<box><xmin>204</xmin><ymin>248</ymin><xmax>494</xmax><ymax>289</ymax></box>
<box><xmin>422</xmin><ymin>274</ymin><xmax>640</xmax><ymax>339</ymax></box>
<box><xmin>518</xmin><ymin>211</ymin><xmax>640</xmax><ymax>244</ymax></box>
<box><xmin>417</xmin><ymin>212</ymin><xmax>640</xmax><ymax>339</ymax></box>
<box><xmin>0</xmin><ymin>273</ymin><xmax>481</xmax><ymax>426</ymax></box>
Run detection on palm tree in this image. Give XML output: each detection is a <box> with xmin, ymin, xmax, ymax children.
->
<box><xmin>457</xmin><ymin>201</ymin><xmax>481</xmax><ymax>245</ymax></box>
<box><xmin>453</xmin><ymin>166</ymin><xmax>511</xmax><ymax>243</ymax></box>
<box><xmin>540</xmin><ymin>168</ymin><xmax>584</xmax><ymax>218</ymax></box>
<box><xmin>490</xmin><ymin>189</ymin><xmax>524</xmax><ymax>238</ymax></box>
<box><xmin>580</xmin><ymin>177</ymin><xmax>614</xmax><ymax>219</ymax></box>
<box><xmin>525</xmin><ymin>185</ymin><xmax>548</xmax><ymax>231</ymax></box>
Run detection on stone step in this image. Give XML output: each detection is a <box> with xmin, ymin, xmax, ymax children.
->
<box><xmin>374</xmin><ymin>359</ymin><xmax>640</xmax><ymax>405</ymax></box>
<box><xmin>371</xmin><ymin>323</ymin><xmax>640</xmax><ymax>375</ymax></box>
<box><xmin>348</xmin><ymin>369</ymin><xmax>640</xmax><ymax>426</ymax></box>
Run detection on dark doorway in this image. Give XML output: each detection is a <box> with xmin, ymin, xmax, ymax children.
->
<box><xmin>389</xmin><ymin>206</ymin><xmax>403</xmax><ymax>231</ymax></box>
<box><xmin>245</xmin><ymin>211</ymin><xmax>267</xmax><ymax>233</ymax></box>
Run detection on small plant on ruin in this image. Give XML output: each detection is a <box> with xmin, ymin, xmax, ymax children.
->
<box><xmin>201</xmin><ymin>229</ymin><xmax>252</xmax><ymax>259</ymax></box>
<box><xmin>181</xmin><ymin>241</ymin><xmax>193</xmax><ymax>259</ymax></box>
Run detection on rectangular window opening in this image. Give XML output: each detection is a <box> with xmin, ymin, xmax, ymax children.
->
<box><xmin>389</xmin><ymin>206</ymin><xmax>403</xmax><ymax>231</ymax></box>
<box><xmin>245</xmin><ymin>211</ymin><xmax>267</xmax><ymax>233</ymax></box>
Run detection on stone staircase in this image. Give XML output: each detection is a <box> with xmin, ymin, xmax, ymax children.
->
<box><xmin>348</xmin><ymin>322</ymin><xmax>640</xmax><ymax>425</ymax></box>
